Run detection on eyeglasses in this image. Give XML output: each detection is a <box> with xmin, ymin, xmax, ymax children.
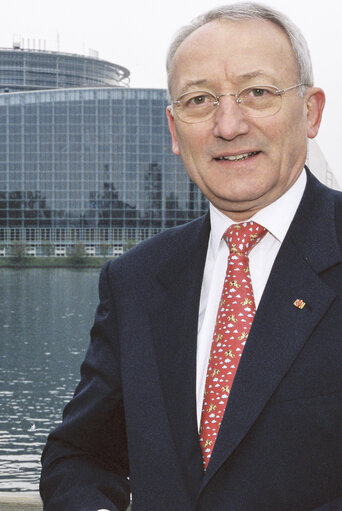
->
<box><xmin>171</xmin><ymin>83</ymin><xmax>306</xmax><ymax>123</ymax></box>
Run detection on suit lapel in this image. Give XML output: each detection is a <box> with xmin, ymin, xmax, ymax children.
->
<box><xmin>201</xmin><ymin>171</ymin><xmax>342</xmax><ymax>488</ymax></box>
<box><xmin>149</xmin><ymin>214</ymin><xmax>210</xmax><ymax>495</ymax></box>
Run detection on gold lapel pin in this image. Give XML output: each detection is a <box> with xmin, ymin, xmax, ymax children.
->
<box><xmin>293</xmin><ymin>299</ymin><xmax>306</xmax><ymax>309</ymax></box>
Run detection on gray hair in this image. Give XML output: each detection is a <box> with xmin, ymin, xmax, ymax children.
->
<box><xmin>166</xmin><ymin>2</ymin><xmax>313</xmax><ymax>97</ymax></box>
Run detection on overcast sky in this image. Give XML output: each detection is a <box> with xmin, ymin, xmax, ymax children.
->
<box><xmin>2</xmin><ymin>0</ymin><xmax>341</xmax><ymax>182</ymax></box>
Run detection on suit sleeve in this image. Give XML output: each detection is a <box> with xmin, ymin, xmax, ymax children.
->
<box><xmin>40</xmin><ymin>261</ymin><xmax>130</xmax><ymax>511</ymax></box>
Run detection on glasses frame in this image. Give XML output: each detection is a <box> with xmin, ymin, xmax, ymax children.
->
<box><xmin>171</xmin><ymin>83</ymin><xmax>306</xmax><ymax>123</ymax></box>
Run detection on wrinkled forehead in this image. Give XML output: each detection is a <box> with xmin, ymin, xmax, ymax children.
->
<box><xmin>169</xmin><ymin>18</ymin><xmax>298</xmax><ymax>97</ymax></box>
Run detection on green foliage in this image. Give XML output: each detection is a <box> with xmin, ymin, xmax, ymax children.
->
<box><xmin>68</xmin><ymin>243</ymin><xmax>88</xmax><ymax>264</ymax></box>
<box><xmin>0</xmin><ymin>256</ymin><xmax>110</xmax><ymax>268</ymax></box>
<box><xmin>98</xmin><ymin>243</ymin><xmax>111</xmax><ymax>256</ymax></box>
<box><xmin>123</xmin><ymin>239</ymin><xmax>138</xmax><ymax>252</ymax></box>
<box><xmin>10</xmin><ymin>241</ymin><xmax>27</xmax><ymax>260</ymax></box>
<box><xmin>41</xmin><ymin>242</ymin><xmax>55</xmax><ymax>256</ymax></box>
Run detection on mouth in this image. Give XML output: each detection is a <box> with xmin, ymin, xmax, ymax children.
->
<box><xmin>214</xmin><ymin>151</ymin><xmax>259</xmax><ymax>162</ymax></box>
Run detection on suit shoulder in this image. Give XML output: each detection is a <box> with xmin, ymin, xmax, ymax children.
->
<box><xmin>319</xmin><ymin>178</ymin><xmax>342</xmax><ymax>218</ymax></box>
<box><xmin>332</xmin><ymin>187</ymin><xmax>342</xmax><ymax>207</ymax></box>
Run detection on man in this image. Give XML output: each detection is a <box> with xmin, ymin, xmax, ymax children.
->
<box><xmin>40</xmin><ymin>3</ymin><xmax>342</xmax><ymax>510</ymax></box>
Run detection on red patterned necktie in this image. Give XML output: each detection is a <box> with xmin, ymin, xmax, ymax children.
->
<box><xmin>199</xmin><ymin>221</ymin><xmax>267</xmax><ymax>469</ymax></box>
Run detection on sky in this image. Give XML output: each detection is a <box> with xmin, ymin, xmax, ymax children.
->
<box><xmin>1</xmin><ymin>0</ymin><xmax>342</xmax><ymax>182</ymax></box>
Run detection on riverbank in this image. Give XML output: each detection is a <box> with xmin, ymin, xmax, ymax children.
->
<box><xmin>0</xmin><ymin>492</ymin><xmax>42</xmax><ymax>510</ymax></box>
<box><xmin>0</xmin><ymin>493</ymin><xmax>132</xmax><ymax>510</ymax></box>
<box><xmin>0</xmin><ymin>257</ymin><xmax>112</xmax><ymax>268</ymax></box>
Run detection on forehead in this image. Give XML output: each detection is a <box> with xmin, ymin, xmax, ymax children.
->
<box><xmin>171</xmin><ymin>19</ymin><xmax>298</xmax><ymax>95</ymax></box>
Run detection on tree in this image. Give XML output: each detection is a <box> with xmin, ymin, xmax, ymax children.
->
<box><xmin>10</xmin><ymin>241</ymin><xmax>27</xmax><ymax>261</ymax></box>
<box><xmin>41</xmin><ymin>242</ymin><xmax>54</xmax><ymax>256</ymax></box>
<box><xmin>68</xmin><ymin>243</ymin><xmax>88</xmax><ymax>264</ymax></box>
<box><xmin>123</xmin><ymin>239</ymin><xmax>138</xmax><ymax>253</ymax></box>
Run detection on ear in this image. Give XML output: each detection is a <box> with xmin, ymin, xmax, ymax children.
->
<box><xmin>166</xmin><ymin>106</ymin><xmax>181</xmax><ymax>155</ymax></box>
<box><xmin>306</xmin><ymin>87</ymin><xmax>325</xmax><ymax>139</ymax></box>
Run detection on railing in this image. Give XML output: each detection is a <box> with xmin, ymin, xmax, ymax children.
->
<box><xmin>0</xmin><ymin>492</ymin><xmax>132</xmax><ymax>510</ymax></box>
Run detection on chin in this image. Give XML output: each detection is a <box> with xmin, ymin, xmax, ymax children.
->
<box><xmin>209</xmin><ymin>188</ymin><xmax>271</xmax><ymax>216</ymax></box>
<box><xmin>211</xmin><ymin>187</ymin><xmax>265</xmax><ymax>205</ymax></box>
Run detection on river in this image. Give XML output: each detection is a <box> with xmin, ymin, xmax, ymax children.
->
<box><xmin>0</xmin><ymin>267</ymin><xmax>101</xmax><ymax>491</ymax></box>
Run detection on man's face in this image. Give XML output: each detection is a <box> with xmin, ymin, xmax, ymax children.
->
<box><xmin>167</xmin><ymin>19</ymin><xmax>325</xmax><ymax>220</ymax></box>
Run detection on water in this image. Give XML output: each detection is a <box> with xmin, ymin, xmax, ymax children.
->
<box><xmin>0</xmin><ymin>267</ymin><xmax>101</xmax><ymax>491</ymax></box>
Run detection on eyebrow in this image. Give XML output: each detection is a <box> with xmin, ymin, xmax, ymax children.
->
<box><xmin>179</xmin><ymin>79</ymin><xmax>209</xmax><ymax>94</ymax></box>
<box><xmin>178</xmin><ymin>70</ymin><xmax>278</xmax><ymax>95</ymax></box>
<box><xmin>237</xmin><ymin>70</ymin><xmax>276</xmax><ymax>81</ymax></box>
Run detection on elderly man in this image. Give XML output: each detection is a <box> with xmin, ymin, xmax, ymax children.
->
<box><xmin>40</xmin><ymin>3</ymin><xmax>342</xmax><ymax>510</ymax></box>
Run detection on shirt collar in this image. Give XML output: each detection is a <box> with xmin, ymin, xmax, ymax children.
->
<box><xmin>209</xmin><ymin>169</ymin><xmax>307</xmax><ymax>254</ymax></box>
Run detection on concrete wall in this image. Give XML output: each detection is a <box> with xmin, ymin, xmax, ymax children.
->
<box><xmin>0</xmin><ymin>492</ymin><xmax>132</xmax><ymax>510</ymax></box>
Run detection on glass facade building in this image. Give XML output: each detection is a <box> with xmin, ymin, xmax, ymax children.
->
<box><xmin>0</xmin><ymin>48</ymin><xmax>130</xmax><ymax>92</ymax></box>
<box><xmin>0</xmin><ymin>87</ymin><xmax>208</xmax><ymax>256</ymax></box>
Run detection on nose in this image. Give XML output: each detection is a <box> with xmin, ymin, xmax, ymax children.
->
<box><xmin>212</xmin><ymin>95</ymin><xmax>250</xmax><ymax>140</ymax></box>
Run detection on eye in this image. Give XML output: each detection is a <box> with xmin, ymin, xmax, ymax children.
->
<box><xmin>191</xmin><ymin>95</ymin><xmax>207</xmax><ymax>105</ymax></box>
<box><xmin>182</xmin><ymin>92</ymin><xmax>215</xmax><ymax>108</ymax></box>
<box><xmin>249</xmin><ymin>88</ymin><xmax>270</xmax><ymax>97</ymax></box>
<box><xmin>240</xmin><ymin>86</ymin><xmax>277</xmax><ymax>104</ymax></box>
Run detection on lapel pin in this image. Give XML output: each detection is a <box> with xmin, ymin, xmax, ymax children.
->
<box><xmin>293</xmin><ymin>299</ymin><xmax>306</xmax><ymax>309</ymax></box>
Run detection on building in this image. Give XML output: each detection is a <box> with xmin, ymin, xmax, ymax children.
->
<box><xmin>306</xmin><ymin>139</ymin><xmax>339</xmax><ymax>191</ymax></box>
<box><xmin>0</xmin><ymin>45</ymin><xmax>208</xmax><ymax>256</ymax></box>
<box><xmin>0</xmin><ymin>86</ymin><xmax>207</xmax><ymax>256</ymax></box>
<box><xmin>0</xmin><ymin>46</ymin><xmax>129</xmax><ymax>92</ymax></box>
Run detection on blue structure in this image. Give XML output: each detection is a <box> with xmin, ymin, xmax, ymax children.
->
<box><xmin>0</xmin><ymin>86</ymin><xmax>207</xmax><ymax>256</ymax></box>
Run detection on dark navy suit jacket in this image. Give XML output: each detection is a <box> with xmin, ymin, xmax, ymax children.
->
<box><xmin>40</xmin><ymin>170</ymin><xmax>342</xmax><ymax>510</ymax></box>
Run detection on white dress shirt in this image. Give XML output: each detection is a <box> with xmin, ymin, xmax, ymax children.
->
<box><xmin>196</xmin><ymin>170</ymin><xmax>307</xmax><ymax>428</ymax></box>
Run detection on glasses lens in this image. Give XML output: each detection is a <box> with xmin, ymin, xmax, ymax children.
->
<box><xmin>239</xmin><ymin>86</ymin><xmax>281</xmax><ymax>117</ymax></box>
<box><xmin>175</xmin><ymin>91</ymin><xmax>216</xmax><ymax>122</ymax></box>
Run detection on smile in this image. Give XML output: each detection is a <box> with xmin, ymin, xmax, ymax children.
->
<box><xmin>216</xmin><ymin>152</ymin><xmax>259</xmax><ymax>161</ymax></box>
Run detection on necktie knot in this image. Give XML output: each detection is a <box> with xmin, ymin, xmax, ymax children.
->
<box><xmin>223</xmin><ymin>221</ymin><xmax>267</xmax><ymax>257</ymax></box>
